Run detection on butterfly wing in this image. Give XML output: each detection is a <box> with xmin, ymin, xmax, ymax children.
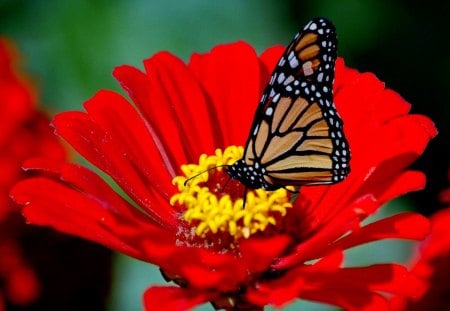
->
<box><xmin>243</xmin><ymin>17</ymin><xmax>350</xmax><ymax>187</ymax></box>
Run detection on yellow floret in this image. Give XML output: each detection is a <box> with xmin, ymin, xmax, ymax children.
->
<box><xmin>170</xmin><ymin>146</ymin><xmax>292</xmax><ymax>240</ymax></box>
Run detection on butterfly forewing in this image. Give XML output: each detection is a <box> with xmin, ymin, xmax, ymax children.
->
<box><xmin>230</xmin><ymin>17</ymin><xmax>350</xmax><ymax>190</ymax></box>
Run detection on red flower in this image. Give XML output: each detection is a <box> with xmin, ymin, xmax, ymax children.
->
<box><xmin>0</xmin><ymin>38</ymin><xmax>66</xmax><ymax>308</ymax></box>
<box><xmin>11</xmin><ymin>41</ymin><xmax>436</xmax><ymax>310</ymax></box>
<box><xmin>391</xmin><ymin>170</ymin><xmax>450</xmax><ymax>310</ymax></box>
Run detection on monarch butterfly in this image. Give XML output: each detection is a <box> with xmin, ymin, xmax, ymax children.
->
<box><xmin>227</xmin><ymin>17</ymin><xmax>350</xmax><ymax>191</ymax></box>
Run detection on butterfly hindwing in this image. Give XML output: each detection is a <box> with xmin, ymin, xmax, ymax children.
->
<box><xmin>229</xmin><ymin>17</ymin><xmax>350</xmax><ymax>190</ymax></box>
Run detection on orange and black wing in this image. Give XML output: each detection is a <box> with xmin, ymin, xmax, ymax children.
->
<box><xmin>243</xmin><ymin>17</ymin><xmax>350</xmax><ymax>187</ymax></box>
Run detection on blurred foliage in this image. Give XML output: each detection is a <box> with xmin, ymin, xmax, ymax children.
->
<box><xmin>1</xmin><ymin>0</ymin><xmax>448</xmax><ymax>310</ymax></box>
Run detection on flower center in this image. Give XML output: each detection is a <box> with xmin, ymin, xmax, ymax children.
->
<box><xmin>170</xmin><ymin>146</ymin><xmax>293</xmax><ymax>241</ymax></box>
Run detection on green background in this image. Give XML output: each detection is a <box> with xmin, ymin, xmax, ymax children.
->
<box><xmin>1</xmin><ymin>1</ymin><xmax>448</xmax><ymax>310</ymax></box>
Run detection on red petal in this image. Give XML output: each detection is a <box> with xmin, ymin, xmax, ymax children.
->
<box><xmin>178</xmin><ymin>249</ymin><xmax>247</xmax><ymax>291</ymax></box>
<box><xmin>335</xmin><ymin>67</ymin><xmax>411</xmax><ymax>126</ymax></box>
<box><xmin>333</xmin><ymin>212</ymin><xmax>430</xmax><ymax>251</ymax></box>
<box><xmin>258</xmin><ymin>45</ymin><xmax>284</xmax><ymax>73</ymax></box>
<box><xmin>83</xmin><ymin>90</ymin><xmax>174</xmax><ymax>200</ymax></box>
<box><xmin>275</xmin><ymin>195</ymin><xmax>378</xmax><ymax>269</ymax></box>
<box><xmin>239</xmin><ymin>234</ymin><xmax>291</xmax><ymax>272</ymax></box>
<box><xmin>251</xmin><ymin>260</ymin><xmax>421</xmax><ymax>310</ymax></box>
<box><xmin>142</xmin><ymin>52</ymin><xmax>218</xmax><ymax>162</ymax></box>
<box><xmin>143</xmin><ymin>286</ymin><xmax>210</xmax><ymax>311</ymax></box>
<box><xmin>12</xmin><ymin>178</ymin><xmax>143</xmax><ymax>258</ymax></box>
<box><xmin>141</xmin><ymin>240</ymin><xmax>249</xmax><ymax>292</ymax></box>
<box><xmin>113</xmin><ymin>64</ymin><xmax>182</xmax><ymax>176</ymax></box>
<box><xmin>258</xmin><ymin>45</ymin><xmax>284</xmax><ymax>85</ymax></box>
<box><xmin>53</xmin><ymin>110</ymin><xmax>176</xmax><ymax>227</ymax></box>
<box><xmin>188</xmin><ymin>41</ymin><xmax>263</xmax><ymax>147</ymax></box>
<box><xmin>247</xmin><ymin>252</ymin><xmax>343</xmax><ymax>307</ymax></box>
<box><xmin>358</xmin><ymin>170</ymin><xmax>426</xmax><ymax>206</ymax></box>
<box><xmin>329</xmin><ymin>264</ymin><xmax>427</xmax><ymax>298</ymax></box>
<box><xmin>11</xmin><ymin>163</ymin><xmax>176</xmax><ymax>263</ymax></box>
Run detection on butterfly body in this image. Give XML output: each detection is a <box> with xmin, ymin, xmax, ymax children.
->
<box><xmin>227</xmin><ymin>17</ymin><xmax>350</xmax><ymax>190</ymax></box>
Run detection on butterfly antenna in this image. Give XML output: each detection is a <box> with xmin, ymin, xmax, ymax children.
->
<box><xmin>183</xmin><ymin>164</ymin><xmax>230</xmax><ymax>187</ymax></box>
<box><xmin>242</xmin><ymin>186</ymin><xmax>248</xmax><ymax>208</ymax></box>
<box><xmin>221</xmin><ymin>175</ymin><xmax>232</xmax><ymax>192</ymax></box>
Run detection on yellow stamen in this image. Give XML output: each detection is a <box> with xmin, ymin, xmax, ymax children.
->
<box><xmin>171</xmin><ymin>146</ymin><xmax>293</xmax><ymax>240</ymax></box>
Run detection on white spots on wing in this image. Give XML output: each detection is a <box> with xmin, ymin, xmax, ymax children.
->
<box><xmin>272</xmin><ymin>93</ymin><xmax>280</xmax><ymax>103</ymax></box>
<box><xmin>284</xmin><ymin>75</ymin><xmax>295</xmax><ymax>85</ymax></box>
<box><xmin>269</xmin><ymin>73</ymin><xmax>276</xmax><ymax>85</ymax></box>
<box><xmin>261</xmin><ymin>93</ymin><xmax>267</xmax><ymax>103</ymax></box>
<box><xmin>278</xmin><ymin>57</ymin><xmax>286</xmax><ymax>66</ymax></box>
<box><xmin>304</xmin><ymin>21</ymin><xmax>312</xmax><ymax>30</ymax></box>
<box><xmin>317</xmin><ymin>72</ymin><xmax>324</xmax><ymax>82</ymax></box>
<box><xmin>289</xmin><ymin>56</ymin><xmax>299</xmax><ymax>68</ymax></box>
<box><xmin>323</xmin><ymin>86</ymin><xmax>329</xmax><ymax>93</ymax></box>
<box><xmin>253</xmin><ymin>124</ymin><xmax>259</xmax><ymax>136</ymax></box>
<box><xmin>277</xmin><ymin>72</ymin><xmax>286</xmax><ymax>84</ymax></box>
<box><xmin>265</xmin><ymin>107</ymin><xmax>273</xmax><ymax>116</ymax></box>
<box><xmin>270</xmin><ymin>88</ymin><xmax>275</xmax><ymax>98</ymax></box>
<box><xmin>288</xmin><ymin>51</ymin><xmax>295</xmax><ymax>61</ymax></box>
<box><xmin>286</xmin><ymin>85</ymin><xmax>293</xmax><ymax>92</ymax></box>
<box><xmin>309</xmin><ymin>22</ymin><xmax>317</xmax><ymax>30</ymax></box>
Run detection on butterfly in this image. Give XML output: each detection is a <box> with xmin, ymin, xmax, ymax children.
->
<box><xmin>227</xmin><ymin>17</ymin><xmax>350</xmax><ymax>191</ymax></box>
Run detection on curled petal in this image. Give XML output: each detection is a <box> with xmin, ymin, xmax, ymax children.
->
<box><xmin>333</xmin><ymin>212</ymin><xmax>431</xmax><ymax>251</ymax></box>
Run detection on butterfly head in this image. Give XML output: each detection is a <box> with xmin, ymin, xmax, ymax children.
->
<box><xmin>227</xmin><ymin>159</ymin><xmax>279</xmax><ymax>191</ymax></box>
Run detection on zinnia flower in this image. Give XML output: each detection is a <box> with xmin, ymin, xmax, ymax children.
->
<box><xmin>391</xmin><ymin>169</ymin><xmax>450</xmax><ymax>311</ymax></box>
<box><xmin>0</xmin><ymin>38</ymin><xmax>65</xmax><ymax>309</ymax></box>
<box><xmin>11</xmin><ymin>40</ymin><xmax>436</xmax><ymax>310</ymax></box>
